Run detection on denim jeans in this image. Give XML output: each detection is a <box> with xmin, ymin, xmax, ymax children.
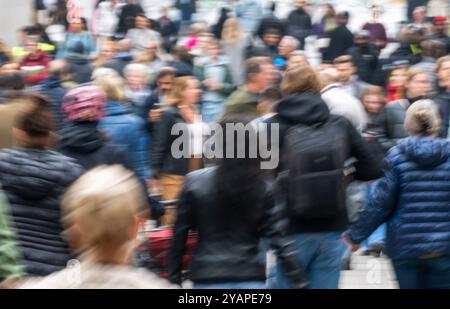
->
<box><xmin>193</xmin><ymin>282</ymin><xmax>266</xmax><ymax>289</ymax></box>
<box><xmin>393</xmin><ymin>256</ymin><xmax>450</xmax><ymax>289</ymax></box>
<box><xmin>201</xmin><ymin>101</ymin><xmax>225</xmax><ymax>124</ymax></box>
<box><xmin>363</xmin><ymin>182</ymin><xmax>386</xmax><ymax>249</ymax></box>
<box><xmin>268</xmin><ymin>232</ymin><xmax>346</xmax><ymax>289</ymax></box>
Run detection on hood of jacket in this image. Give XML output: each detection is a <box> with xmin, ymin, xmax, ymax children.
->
<box><xmin>276</xmin><ymin>93</ymin><xmax>330</xmax><ymax>126</ymax></box>
<box><xmin>399</xmin><ymin>136</ymin><xmax>450</xmax><ymax>168</ymax></box>
<box><xmin>59</xmin><ymin>123</ymin><xmax>104</xmax><ymax>154</ymax></box>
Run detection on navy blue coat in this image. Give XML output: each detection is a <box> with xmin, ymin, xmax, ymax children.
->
<box><xmin>347</xmin><ymin>137</ymin><xmax>450</xmax><ymax>260</ymax></box>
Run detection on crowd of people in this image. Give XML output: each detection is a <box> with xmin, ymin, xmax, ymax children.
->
<box><xmin>0</xmin><ymin>0</ymin><xmax>450</xmax><ymax>289</ymax></box>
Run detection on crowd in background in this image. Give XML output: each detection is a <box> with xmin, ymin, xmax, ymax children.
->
<box><xmin>0</xmin><ymin>0</ymin><xmax>450</xmax><ymax>289</ymax></box>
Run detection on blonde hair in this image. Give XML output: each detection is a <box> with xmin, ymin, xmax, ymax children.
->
<box><xmin>222</xmin><ymin>18</ymin><xmax>242</xmax><ymax>44</ymax></box>
<box><xmin>62</xmin><ymin>165</ymin><xmax>147</xmax><ymax>257</ymax></box>
<box><xmin>282</xmin><ymin>64</ymin><xmax>321</xmax><ymax>95</ymax></box>
<box><xmin>404</xmin><ymin>99</ymin><xmax>441</xmax><ymax>137</ymax></box>
<box><xmin>91</xmin><ymin>67</ymin><xmax>119</xmax><ymax>81</ymax></box>
<box><xmin>165</xmin><ymin>76</ymin><xmax>195</xmax><ymax>107</ymax></box>
<box><xmin>94</xmin><ymin>75</ymin><xmax>127</xmax><ymax>101</ymax></box>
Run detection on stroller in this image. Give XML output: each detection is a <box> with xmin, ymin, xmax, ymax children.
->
<box><xmin>135</xmin><ymin>198</ymin><xmax>197</xmax><ymax>279</ymax></box>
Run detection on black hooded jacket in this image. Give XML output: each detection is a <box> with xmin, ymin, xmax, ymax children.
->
<box><xmin>57</xmin><ymin>123</ymin><xmax>132</xmax><ymax>171</ymax></box>
<box><xmin>65</xmin><ymin>53</ymin><xmax>94</xmax><ymax>84</ymax></box>
<box><xmin>267</xmin><ymin>93</ymin><xmax>383</xmax><ymax>232</ymax></box>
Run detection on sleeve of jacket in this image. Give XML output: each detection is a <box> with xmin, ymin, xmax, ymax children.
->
<box><xmin>259</xmin><ymin>178</ymin><xmax>308</xmax><ymax>289</ymax></box>
<box><xmin>193</xmin><ymin>64</ymin><xmax>205</xmax><ymax>84</ymax></box>
<box><xmin>0</xmin><ymin>188</ymin><xmax>24</xmax><ymax>281</ymax></box>
<box><xmin>168</xmin><ymin>176</ymin><xmax>194</xmax><ymax>285</ymax></box>
<box><xmin>151</xmin><ymin>110</ymin><xmax>173</xmax><ymax>179</ymax></box>
<box><xmin>346</xmin><ymin>161</ymin><xmax>399</xmax><ymax>243</ymax></box>
<box><xmin>219</xmin><ymin>65</ymin><xmax>236</xmax><ymax>96</ymax></box>
<box><xmin>346</xmin><ymin>118</ymin><xmax>383</xmax><ymax>181</ymax></box>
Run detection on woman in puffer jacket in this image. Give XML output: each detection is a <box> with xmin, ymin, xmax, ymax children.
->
<box><xmin>0</xmin><ymin>95</ymin><xmax>83</xmax><ymax>276</ymax></box>
<box><xmin>344</xmin><ymin>99</ymin><xmax>450</xmax><ymax>289</ymax></box>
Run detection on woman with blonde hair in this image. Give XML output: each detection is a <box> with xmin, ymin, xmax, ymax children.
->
<box><xmin>221</xmin><ymin>18</ymin><xmax>249</xmax><ymax>86</ymax></box>
<box><xmin>20</xmin><ymin>165</ymin><xmax>176</xmax><ymax>289</ymax></box>
<box><xmin>151</xmin><ymin>76</ymin><xmax>203</xmax><ymax>227</ymax></box>
<box><xmin>96</xmin><ymin>75</ymin><xmax>151</xmax><ymax>182</ymax></box>
<box><xmin>344</xmin><ymin>100</ymin><xmax>450</xmax><ymax>289</ymax></box>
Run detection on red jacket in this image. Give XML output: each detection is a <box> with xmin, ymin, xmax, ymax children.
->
<box><xmin>20</xmin><ymin>51</ymin><xmax>51</xmax><ymax>85</ymax></box>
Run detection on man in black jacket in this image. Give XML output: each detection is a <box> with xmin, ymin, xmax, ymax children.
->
<box><xmin>323</xmin><ymin>11</ymin><xmax>354</xmax><ymax>62</ymax></box>
<box><xmin>346</xmin><ymin>30</ymin><xmax>379</xmax><ymax>84</ymax></box>
<box><xmin>285</xmin><ymin>0</ymin><xmax>311</xmax><ymax>50</ymax></box>
<box><xmin>116</xmin><ymin>0</ymin><xmax>144</xmax><ymax>36</ymax></box>
<box><xmin>256</xmin><ymin>1</ymin><xmax>285</xmax><ymax>42</ymax></box>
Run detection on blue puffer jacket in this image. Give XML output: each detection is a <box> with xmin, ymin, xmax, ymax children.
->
<box><xmin>98</xmin><ymin>101</ymin><xmax>151</xmax><ymax>180</ymax></box>
<box><xmin>347</xmin><ymin>137</ymin><xmax>450</xmax><ymax>260</ymax></box>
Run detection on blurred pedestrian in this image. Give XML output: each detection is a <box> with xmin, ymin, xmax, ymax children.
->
<box><xmin>169</xmin><ymin>115</ymin><xmax>308</xmax><ymax>289</ymax></box>
<box><xmin>0</xmin><ymin>95</ymin><xmax>83</xmax><ymax>276</ymax></box>
<box><xmin>381</xmin><ymin>68</ymin><xmax>433</xmax><ymax>150</ymax></box>
<box><xmin>150</xmin><ymin>76</ymin><xmax>203</xmax><ymax>227</ymax></box>
<box><xmin>225</xmin><ymin>57</ymin><xmax>278</xmax><ymax>116</ymax></box>
<box><xmin>285</xmin><ymin>0</ymin><xmax>312</xmax><ymax>51</ymax></box>
<box><xmin>96</xmin><ymin>74</ymin><xmax>151</xmax><ymax>181</ymax></box>
<box><xmin>344</xmin><ymin>99</ymin><xmax>450</xmax><ymax>289</ymax></box>
<box><xmin>20</xmin><ymin>165</ymin><xmax>176</xmax><ymax>289</ymax></box>
<box><xmin>194</xmin><ymin>40</ymin><xmax>234</xmax><ymax>124</ymax></box>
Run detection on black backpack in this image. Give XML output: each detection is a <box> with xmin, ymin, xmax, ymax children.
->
<box><xmin>283</xmin><ymin>119</ymin><xmax>348</xmax><ymax>219</ymax></box>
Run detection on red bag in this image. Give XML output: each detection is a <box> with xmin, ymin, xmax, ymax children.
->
<box><xmin>136</xmin><ymin>227</ymin><xmax>197</xmax><ymax>279</ymax></box>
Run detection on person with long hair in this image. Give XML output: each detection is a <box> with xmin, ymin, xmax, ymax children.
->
<box><xmin>221</xmin><ymin>18</ymin><xmax>250</xmax><ymax>86</ymax></box>
<box><xmin>169</xmin><ymin>114</ymin><xmax>307</xmax><ymax>289</ymax></box>
<box><xmin>386</xmin><ymin>64</ymin><xmax>409</xmax><ymax>103</ymax></box>
<box><xmin>314</xmin><ymin>3</ymin><xmax>337</xmax><ymax>59</ymax></box>
<box><xmin>150</xmin><ymin>76</ymin><xmax>203</xmax><ymax>227</ymax></box>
